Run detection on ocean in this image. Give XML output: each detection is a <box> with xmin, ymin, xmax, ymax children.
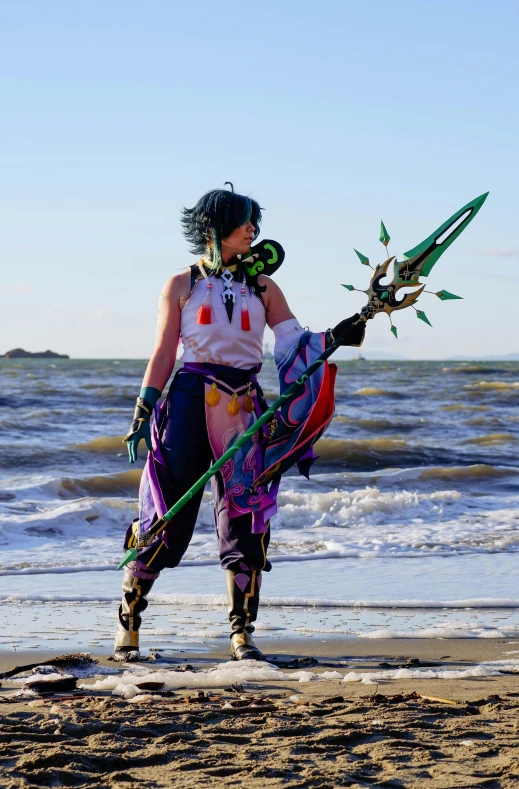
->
<box><xmin>1</xmin><ymin>357</ymin><xmax>518</xmax><ymax>652</ymax></box>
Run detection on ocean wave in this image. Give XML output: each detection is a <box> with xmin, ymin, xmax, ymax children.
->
<box><xmin>314</xmin><ymin>437</ymin><xmax>430</xmax><ymax>467</ymax></box>
<box><xmin>417</xmin><ymin>464</ymin><xmax>519</xmax><ymax>482</ymax></box>
<box><xmin>30</xmin><ymin>385</ymin><xmax>61</xmax><ymax>395</ymax></box>
<box><xmin>440</xmin><ymin>404</ymin><xmax>490</xmax><ymax>412</ymax></box>
<box><xmin>2</xmin><ymin>477</ymin><xmax>519</xmax><ymax>565</ymax></box>
<box><xmin>443</xmin><ymin>364</ymin><xmax>496</xmax><ymax>374</ymax></box>
<box><xmin>464</xmin><ymin>381</ymin><xmax>519</xmax><ymax>392</ymax></box>
<box><xmin>354</xmin><ymin>387</ymin><xmax>405</xmax><ymax>397</ymax></box>
<box><xmin>302</xmin><ymin>464</ymin><xmax>519</xmax><ymax>487</ymax></box>
<box><xmin>0</xmin><ymin>497</ymin><xmax>135</xmax><ymax>542</ymax></box>
<box><xmin>464</xmin><ymin>417</ymin><xmax>501</xmax><ymax>426</ymax></box>
<box><xmin>276</xmin><ymin>486</ymin><xmax>461</xmax><ymax>525</ymax></box>
<box><xmin>0</xmin><ymin>468</ymin><xmax>141</xmax><ymax>500</ymax></box>
<box><xmin>1</xmin><ymin>592</ymin><xmax>518</xmax><ymax>609</ymax></box>
<box><xmin>59</xmin><ymin>469</ymin><xmax>142</xmax><ymax>498</ymax></box>
<box><xmin>0</xmin><ymin>447</ymin><xmax>66</xmax><ymax>470</ymax></box>
<box><xmin>462</xmin><ymin>433</ymin><xmax>518</xmax><ymax>447</ymax></box>
<box><xmin>74</xmin><ymin>435</ymin><xmax>125</xmax><ymax>453</ymax></box>
<box><xmin>0</xmin><ymin>408</ymin><xmax>65</xmax><ymax>423</ymax></box>
<box><xmin>81</xmin><ymin>384</ymin><xmax>120</xmax><ymax>391</ymax></box>
<box><xmin>333</xmin><ymin>416</ymin><xmax>426</xmax><ymax>433</ymax></box>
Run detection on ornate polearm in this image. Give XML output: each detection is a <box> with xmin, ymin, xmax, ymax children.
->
<box><xmin>117</xmin><ymin>192</ymin><xmax>488</xmax><ymax>569</ymax></box>
<box><xmin>343</xmin><ymin>192</ymin><xmax>489</xmax><ymax>337</ymax></box>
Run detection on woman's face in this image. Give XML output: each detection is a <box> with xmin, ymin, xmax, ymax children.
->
<box><xmin>221</xmin><ymin>220</ymin><xmax>255</xmax><ymax>257</ymax></box>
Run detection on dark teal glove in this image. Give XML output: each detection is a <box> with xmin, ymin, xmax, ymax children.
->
<box><xmin>124</xmin><ymin>387</ymin><xmax>161</xmax><ymax>464</ymax></box>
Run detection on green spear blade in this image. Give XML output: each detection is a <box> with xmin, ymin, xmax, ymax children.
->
<box><xmin>436</xmin><ymin>289</ymin><xmax>463</xmax><ymax>301</ymax></box>
<box><xmin>354</xmin><ymin>249</ymin><xmax>370</xmax><ymax>266</ymax></box>
<box><xmin>379</xmin><ymin>221</ymin><xmax>390</xmax><ymax>247</ymax></box>
<box><xmin>342</xmin><ymin>284</ymin><xmax>355</xmax><ymax>291</ymax></box>
<box><xmin>117</xmin><ymin>548</ymin><xmax>137</xmax><ymax>570</ymax></box>
<box><xmin>416</xmin><ymin>310</ymin><xmax>432</xmax><ymax>327</ymax></box>
<box><xmin>390</xmin><ymin>325</ymin><xmax>398</xmax><ymax>338</ymax></box>
<box><xmin>400</xmin><ymin>192</ymin><xmax>488</xmax><ymax>279</ymax></box>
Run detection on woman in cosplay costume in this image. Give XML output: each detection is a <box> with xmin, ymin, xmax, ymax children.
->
<box><xmin>114</xmin><ymin>184</ymin><xmax>366</xmax><ymax>662</ymax></box>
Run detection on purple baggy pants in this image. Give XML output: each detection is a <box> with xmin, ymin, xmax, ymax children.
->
<box><xmin>130</xmin><ymin>365</ymin><xmax>271</xmax><ymax>579</ymax></box>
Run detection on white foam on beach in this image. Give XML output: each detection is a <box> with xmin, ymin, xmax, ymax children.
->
<box><xmin>12</xmin><ymin>672</ymin><xmax>72</xmax><ymax>685</ymax></box>
<box><xmin>81</xmin><ymin>663</ymin><xmax>338</xmax><ymax>697</ymax></box>
<box><xmin>11</xmin><ymin>664</ymin><xmax>118</xmax><ymax>681</ymax></box>
<box><xmin>80</xmin><ymin>659</ymin><xmax>284</xmax><ymax>697</ymax></box>
<box><xmin>357</xmin><ymin>621</ymin><xmax>519</xmax><ymax>639</ymax></box>
<box><xmin>2</xmin><ymin>592</ymin><xmax>519</xmax><ymax>610</ymax></box>
<box><xmin>78</xmin><ymin>657</ymin><xmax>519</xmax><ymax>696</ymax></box>
<box><xmin>341</xmin><ymin>658</ymin><xmax>519</xmax><ymax>684</ymax></box>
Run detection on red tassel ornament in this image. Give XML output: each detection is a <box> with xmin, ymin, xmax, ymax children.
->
<box><xmin>240</xmin><ymin>278</ymin><xmax>251</xmax><ymax>331</ymax></box>
<box><xmin>197</xmin><ymin>281</ymin><xmax>212</xmax><ymax>325</ymax></box>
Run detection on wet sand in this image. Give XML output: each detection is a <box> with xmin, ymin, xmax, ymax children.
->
<box><xmin>1</xmin><ymin>638</ymin><xmax>518</xmax><ymax>788</ymax></box>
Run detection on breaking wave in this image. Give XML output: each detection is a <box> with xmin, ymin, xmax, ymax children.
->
<box><xmin>417</xmin><ymin>464</ymin><xmax>518</xmax><ymax>482</ymax></box>
<box><xmin>462</xmin><ymin>433</ymin><xmax>517</xmax><ymax>446</ymax></box>
<box><xmin>58</xmin><ymin>470</ymin><xmax>142</xmax><ymax>498</ymax></box>
<box><xmin>465</xmin><ymin>381</ymin><xmax>519</xmax><ymax>392</ymax></box>
<box><xmin>74</xmin><ymin>436</ymin><xmax>125</xmax><ymax>453</ymax></box>
<box><xmin>1</xmin><ymin>592</ymin><xmax>519</xmax><ymax>609</ymax></box>
<box><xmin>314</xmin><ymin>437</ymin><xmax>431</xmax><ymax>468</ymax></box>
<box><xmin>440</xmin><ymin>404</ymin><xmax>490</xmax><ymax>412</ymax></box>
<box><xmin>333</xmin><ymin>416</ymin><xmax>425</xmax><ymax>433</ymax></box>
<box><xmin>354</xmin><ymin>387</ymin><xmax>404</xmax><ymax>397</ymax></box>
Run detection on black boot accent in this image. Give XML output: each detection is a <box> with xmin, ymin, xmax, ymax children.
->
<box><xmin>226</xmin><ymin>568</ymin><xmax>266</xmax><ymax>661</ymax></box>
<box><xmin>113</xmin><ymin>571</ymin><xmax>155</xmax><ymax>662</ymax></box>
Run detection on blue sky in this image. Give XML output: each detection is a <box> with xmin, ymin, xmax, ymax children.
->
<box><xmin>2</xmin><ymin>0</ymin><xmax>518</xmax><ymax>359</ymax></box>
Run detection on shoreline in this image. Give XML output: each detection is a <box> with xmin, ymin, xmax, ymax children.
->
<box><xmin>1</xmin><ymin>637</ymin><xmax>518</xmax><ymax>788</ymax></box>
<box><xmin>2</xmin><ymin>636</ymin><xmax>519</xmax><ymax>703</ymax></box>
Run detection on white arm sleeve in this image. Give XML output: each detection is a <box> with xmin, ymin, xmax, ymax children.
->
<box><xmin>273</xmin><ymin>318</ymin><xmax>305</xmax><ymax>358</ymax></box>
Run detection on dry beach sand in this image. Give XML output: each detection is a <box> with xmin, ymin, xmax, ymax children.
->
<box><xmin>1</xmin><ymin>638</ymin><xmax>518</xmax><ymax>788</ymax></box>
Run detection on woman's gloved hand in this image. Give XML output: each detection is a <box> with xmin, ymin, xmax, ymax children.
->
<box><xmin>124</xmin><ymin>387</ymin><xmax>162</xmax><ymax>463</ymax></box>
<box><xmin>329</xmin><ymin>313</ymin><xmax>366</xmax><ymax>347</ymax></box>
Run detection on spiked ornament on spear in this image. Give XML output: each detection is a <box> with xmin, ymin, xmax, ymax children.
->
<box><xmin>343</xmin><ymin>192</ymin><xmax>488</xmax><ymax>338</ymax></box>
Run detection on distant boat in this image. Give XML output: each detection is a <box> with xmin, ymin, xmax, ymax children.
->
<box><xmin>353</xmin><ymin>354</ymin><xmax>366</xmax><ymax>361</ymax></box>
<box><xmin>263</xmin><ymin>343</ymin><xmax>274</xmax><ymax>359</ymax></box>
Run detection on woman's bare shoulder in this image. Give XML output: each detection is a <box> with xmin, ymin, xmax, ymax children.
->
<box><xmin>257</xmin><ymin>275</ymin><xmax>296</xmax><ymax>326</ymax></box>
<box><xmin>161</xmin><ymin>268</ymin><xmax>192</xmax><ymax>301</ymax></box>
<box><xmin>257</xmin><ymin>274</ymin><xmax>286</xmax><ymax>301</ymax></box>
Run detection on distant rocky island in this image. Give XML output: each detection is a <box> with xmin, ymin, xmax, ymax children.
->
<box><xmin>1</xmin><ymin>348</ymin><xmax>70</xmax><ymax>359</ymax></box>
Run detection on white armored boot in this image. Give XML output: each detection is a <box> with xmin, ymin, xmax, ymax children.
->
<box><xmin>113</xmin><ymin>571</ymin><xmax>155</xmax><ymax>662</ymax></box>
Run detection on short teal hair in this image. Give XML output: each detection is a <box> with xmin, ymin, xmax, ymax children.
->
<box><xmin>181</xmin><ymin>185</ymin><xmax>262</xmax><ymax>267</ymax></box>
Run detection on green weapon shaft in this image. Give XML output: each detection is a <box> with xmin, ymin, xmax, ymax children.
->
<box><xmin>117</xmin><ymin>337</ymin><xmax>344</xmax><ymax>570</ymax></box>
<box><xmin>117</xmin><ymin>192</ymin><xmax>488</xmax><ymax>571</ymax></box>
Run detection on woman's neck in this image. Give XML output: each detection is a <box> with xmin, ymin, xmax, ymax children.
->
<box><xmin>221</xmin><ymin>247</ymin><xmax>238</xmax><ymax>264</ymax></box>
<box><xmin>206</xmin><ymin>247</ymin><xmax>238</xmax><ymax>265</ymax></box>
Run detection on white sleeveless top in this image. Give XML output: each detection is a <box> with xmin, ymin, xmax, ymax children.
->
<box><xmin>181</xmin><ymin>274</ymin><xmax>267</xmax><ymax>368</ymax></box>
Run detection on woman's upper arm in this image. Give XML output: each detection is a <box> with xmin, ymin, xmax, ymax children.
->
<box><xmin>152</xmin><ymin>272</ymin><xmax>188</xmax><ymax>359</ymax></box>
<box><xmin>259</xmin><ymin>275</ymin><xmax>298</xmax><ymax>330</ymax></box>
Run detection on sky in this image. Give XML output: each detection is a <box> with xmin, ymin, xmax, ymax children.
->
<box><xmin>1</xmin><ymin>0</ymin><xmax>518</xmax><ymax>360</ymax></box>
